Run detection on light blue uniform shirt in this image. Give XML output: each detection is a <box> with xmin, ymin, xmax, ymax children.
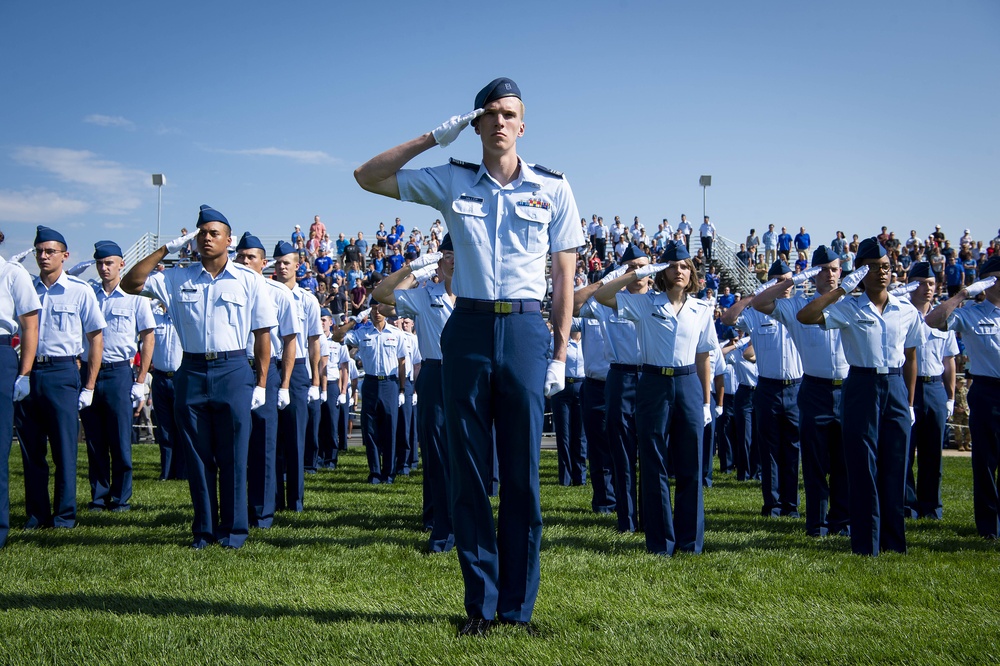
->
<box><xmin>33</xmin><ymin>271</ymin><xmax>106</xmax><ymax>357</ymax></box>
<box><xmin>736</xmin><ymin>307</ymin><xmax>803</xmax><ymax>380</ymax></box>
<box><xmin>286</xmin><ymin>286</ymin><xmax>323</xmax><ymax>365</ymax></box>
<box><xmin>772</xmin><ymin>295</ymin><xmax>849</xmax><ymax>380</ymax></box>
<box><xmin>563</xmin><ymin>337</ymin><xmax>586</xmax><ymax>379</ymax></box>
<box><xmin>946</xmin><ymin>300</ymin><xmax>1000</xmax><ymax>378</ymax></box>
<box><xmin>727</xmin><ymin>347</ymin><xmax>759</xmax><ymax>388</ymax></box>
<box><xmin>395</xmin><ymin>282</ymin><xmax>454</xmax><ymax>361</ymax></box>
<box><xmin>83</xmin><ymin>283</ymin><xmax>155</xmax><ymax>363</ymax></box>
<box><xmin>143</xmin><ymin>260</ymin><xmax>277</xmax><ymax>354</ymax></box>
<box><xmin>915</xmin><ymin>315</ymin><xmax>959</xmax><ymax>377</ymax></box>
<box><xmin>0</xmin><ymin>256</ymin><xmax>41</xmax><ymax>335</ymax></box>
<box><xmin>397</xmin><ymin>328</ymin><xmax>420</xmax><ymax>380</ymax></box>
<box><xmin>576</xmin><ymin>315</ymin><xmax>610</xmax><ymax>381</ymax></box>
<box><xmin>325</xmin><ymin>334</ymin><xmax>350</xmax><ymax>380</ymax></box>
<box><xmin>151</xmin><ymin>309</ymin><xmax>183</xmax><ymax>372</ymax></box>
<box><xmin>722</xmin><ymin>355</ymin><xmax>738</xmax><ymax>394</ymax></box>
<box><xmin>580</xmin><ymin>297</ymin><xmax>642</xmax><ymax>366</ymax></box>
<box><xmin>247</xmin><ymin>279</ymin><xmax>297</xmax><ymax>360</ymax></box>
<box><xmin>343</xmin><ymin>323</ymin><xmax>406</xmax><ymax>377</ymax></box>
<box><xmin>821</xmin><ymin>292</ymin><xmax>922</xmax><ymax>369</ymax></box>
<box><xmin>618</xmin><ymin>291</ymin><xmax>718</xmax><ymax>367</ymax></box>
<box><xmin>397</xmin><ymin>158</ymin><xmax>584</xmax><ymax>300</ymax></box>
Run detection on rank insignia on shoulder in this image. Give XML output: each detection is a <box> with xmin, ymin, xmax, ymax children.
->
<box><xmin>531</xmin><ymin>164</ymin><xmax>564</xmax><ymax>178</ymax></box>
<box><xmin>517</xmin><ymin>198</ymin><xmax>551</xmax><ymax>210</ymax></box>
<box><xmin>449</xmin><ymin>158</ymin><xmax>479</xmax><ymax>171</ymax></box>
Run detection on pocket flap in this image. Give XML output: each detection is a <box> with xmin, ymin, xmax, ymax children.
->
<box><xmin>452</xmin><ymin>197</ymin><xmax>488</xmax><ymax>217</ymax></box>
<box><xmin>219</xmin><ymin>292</ymin><xmax>246</xmax><ymax>306</ymax></box>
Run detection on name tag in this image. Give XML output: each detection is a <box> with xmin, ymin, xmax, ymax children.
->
<box><xmin>977</xmin><ymin>325</ymin><xmax>998</xmax><ymax>335</ymax></box>
<box><xmin>856</xmin><ymin>318</ymin><xmax>876</xmax><ymax>326</ymax></box>
<box><xmin>459</xmin><ymin>195</ymin><xmax>484</xmax><ymax>203</ymax></box>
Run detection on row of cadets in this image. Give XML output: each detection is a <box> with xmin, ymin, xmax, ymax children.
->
<box><xmin>594</xmin><ymin>241</ymin><xmax>718</xmax><ymax>555</ymax></box>
<box><xmin>714</xmin><ymin>334</ymin><xmax>739</xmax><ymax>476</ymax></box>
<box><xmin>722</xmin><ymin>258</ymin><xmax>804</xmax><ymax>518</ymax></box>
<box><xmin>0</xmin><ymin>229</ymin><xmax>40</xmax><ymax>547</ymax></box>
<box><xmin>318</xmin><ymin>308</ymin><xmax>350</xmax><ymax>471</ymax></box>
<box><xmin>926</xmin><ymin>255</ymin><xmax>999</xmax><ymax>538</ymax></box>
<box><xmin>721</xmin><ymin>335</ymin><xmax>758</xmax><ymax>481</ymax></box>
<box><xmin>149</xmin><ymin>299</ymin><xmax>185</xmax><ymax>481</ymax></box>
<box><xmin>752</xmin><ymin>245</ymin><xmax>851</xmax><ymax>537</ymax></box>
<box><xmin>18</xmin><ymin>226</ymin><xmax>106</xmax><ymax>530</ymax></box>
<box><xmin>233</xmin><ymin>232</ymin><xmax>296</xmax><ymax>527</ymax></box>
<box><xmin>798</xmin><ymin>237</ymin><xmax>923</xmax><ymax>556</ymax></box>
<box><xmin>551</xmin><ymin>319</ymin><xmax>587</xmax><ymax>486</ymax></box>
<box><xmin>573</xmin><ymin>242</ymin><xmax>648</xmax><ymax>533</ymax></box>
<box><xmin>371</xmin><ymin>233</ymin><xmax>456</xmax><ymax>551</ymax></box>
<box><xmin>122</xmin><ymin>205</ymin><xmax>278</xmax><ymax>549</ymax></box>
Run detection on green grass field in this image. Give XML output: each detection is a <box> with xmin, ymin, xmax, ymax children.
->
<box><xmin>1</xmin><ymin>443</ymin><xmax>998</xmax><ymax>665</ymax></box>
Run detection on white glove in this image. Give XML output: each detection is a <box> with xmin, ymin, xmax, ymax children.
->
<box><xmin>734</xmin><ymin>337</ymin><xmax>752</xmax><ymax>350</ymax></box>
<box><xmin>410</xmin><ymin>265</ymin><xmax>438</xmax><ymax>282</ymax></box>
<box><xmin>543</xmin><ymin>360</ymin><xmax>566</xmax><ymax>398</ymax></box>
<box><xmin>78</xmin><ymin>388</ymin><xmax>94</xmax><ymax>411</ymax></box>
<box><xmin>791</xmin><ymin>266</ymin><xmax>821</xmax><ymax>285</ymax></box>
<box><xmin>398</xmin><ymin>392</ymin><xmax>406</xmax><ymax>407</ymax></box>
<box><xmin>12</xmin><ymin>375</ymin><xmax>30</xmax><ymax>402</ymax></box>
<box><xmin>703</xmin><ymin>404</ymin><xmax>712</xmax><ymax>426</ymax></box>
<box><xmin>130</xmin><ymin>382</ymin><xmax>147</xmax><ymax>408</ymax></box>
<box><xmin>251</xmin><ymin>386</ymin><xmax>267</xmax><ymax>411</ymax></box>
<box><xmin>337</xmin><ymin>393</ymin><xmax>347</xmax><ymax>405</ymax></box>
<box><xmin>277</xmin><ymin>388</ymin><xmax>290</xmax><ymax>410</ymax></box>
<box><xmin>410</xmin><ymin>252</ymin><xmax>442</xmax><ymax>270</ymax></box>
<box><xmin>909</xmin><ymin>406</ymin><xmax>916</xmax><ymax>426</ymax></box>
<box><xmin>965</xmin><ymin>276</ymin><xmax>997</xmax><ymax>298</ymax></box>
<box><xmin>431</xmin><ymin>109</ymin><xmax>485</xmax><ymax>147</ymax></box>
<box><xmin>634</xmin><ymin>263</ymin><xmax>670</xmax><ymax>279</ymax></box>
<box><xmin>839</xmin><ymin>265</ymin><xmax>869</xmax><ymax>294</ymax></box>
<box><xmin>165</xmin><ymin>230</ymin><xmax>198</xmax><ymax>254</ymax></box>
<box><xmin>714</xmin><ymin>404</ymin><xmax>724</xmax><ymax>417</ymax></box>
<box><xmin>308</xmin><ymin>385</ymin><xmax>320</xmax><ymax>403</ymax></box>
<box><xmin>353</xmin><ymin>308</ymin><xmax>372</xmax><ymax>324</ymax></box>
<box><xmin>889</xmin><ymin>281</ymin><xmax>920</xmax><ymax>297</ymax></box>
<box><xmin>67</xmin><ymin>260</ymin><xmax>96</xmax><ymax>277</ymax></box>
<box><xmin>321</xmin><ymin>390</ymin><xmax>328</xmax><ymax>403</ymax></box>
<box><xmin>600</xmin><ymin>265</ymin><xmax>629</xmax><ymax>284</ymax></box>
<box><xmin>753</xmin><ymin>278</ymin><xmax>778</xmax><ymax>296</ymax></box>
<box><xmin>946</xmin><ymin>400</ymin><xmax>955</xmax><ymax>418</ymax></box>
<box><xmin>11</xmin><ymin>247</ymin><xmax>34</xmax><ymax>263</ymax></box>
<box><xmin>412</xmin><ymin>393</ymin><xmax>418</xmax><ymax>406</ymax></box>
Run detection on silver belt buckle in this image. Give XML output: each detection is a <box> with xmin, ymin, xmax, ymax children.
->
<box><xmin>205</xmin><ymin>351</ymin><xmax>219</xmax><ymax>360</ymax></box>
<box><xmin>876</xmin><ymin>366</ymin><xmax>888</xmax><ymax>375</ymax></box>
<box><xmin>36</xmin><ymin>355</ymin><xmax>49</xmax><ymax>363</ymax></box>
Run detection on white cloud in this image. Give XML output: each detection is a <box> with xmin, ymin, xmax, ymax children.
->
<box><xmin>210</xmin><ymin>146</ymin><xmax>344</xmax><ymax>166</ymax></box>
<box><xmin>0</xmin><ymin>188</ymin><xmax>89</xmax><ymax>223</ymax></box>
<box><xmin>84</xmin><ymin>114</ymin><xmax>136</xmax><ymax>130</ymax></box>
<box><xmin>12</xmin><ymin>147</ymin><xmax>147</xmax><ymax>215</ymax></box>
<box><xmin>103</xmin><ymin>222</ymin><xmax>129</xmax><ymax>229</ymax></box>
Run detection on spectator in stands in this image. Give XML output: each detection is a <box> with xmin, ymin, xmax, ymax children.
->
<box><xmin>849</xmin><ymin>234</ymin><xmax>860</xmax><ymax>253</ymax></box>
<box><xmin>677</xmin><ymin>214</ymin><xmax>693</xmax><ymax>250</ymax></box>
<box><xmin>310</xmin><ymin>215</ymin><xmax>327</xmax><ymax>242</ymax></box>
<box><xmin>840</xmin><ymin>246</ymin><xmax>855</xmax><ymax>275</ymax></box>
<box><xmin>718</xmin><ymin>286</ymin><xmax>736</xmax><ymax>310</ymax></box>
<box><xmin>930</xmin><ymin>245</ymin><xmax>946</xmax><ymax>292</ymax></box>
<box><xmin>344</xmin><ymin>239</ymin><xmax>363</xmax><ymax>268</ymax></box>
<box><xmin>736</xmin><ymin>243</ymin><xmax>752</xmax><ymax>268</ymax></box>
<box><xmin>346</xmin><ymin>261</ymin><xmax>363</xmax><ymax>289</ymax></box>
<box><xmin>905</xmin><ymin>229</ymin><xmax>919</xmax><ymax>255</ymax></box>
<box><xmin>405</xmin><ymin>234</ymin><xmax>420</xmax><ymax>257</ymax></box>
<box><xmin>705</xmin><ymin>265</ymin><xmax>720</xmax><ymax>292</ymax></box>
<box><xmin>375</xmin><ymin>222</ymin><xmax>388</xmax><ymax>249</ymax></box>
<box><xmin>314</xmin><ymin>247</ymin><xmax>333</xmax><ymax>288</ymax></box>
<box><xmin>700</xmin><ymin>215</ymin><xmax>717</xmax><ymax>264</ymax></box>
<box><xmin>746</xmin><ymin>228</ymin><xmax>760</xmax><ymax>264</ymax></box>
<box><xmin>831</xmin><ymin>230</ymin><xmax>847</xmax><ymax>256</ymax></box>
<box><xmin>962</xmin><ymin>250</ymin><xmax>978</xmax><ymax>285</ymax></box>
<box><xmin>941</xmin><ymin>239</ymin><xmax>956</xmax><ymax>261</ymax></box>
<box><xmin>349</xmin><ymin>278</ymin><xmax>367</xmax><ymax>315</ymax></box>
<box><xmin>392</xmin><ymin>217</ymin><xmax>404</xmax><ymax>238</ymax></box>
<box><xmin>291</xmin><ymin>224</ymin><xmax>305</xmax><ymax>247</ymax></box>
<box><xmin>932</xmin><ymin>224</ymin><xmax>945</xmax><ymax>245</ymax></box>
<box><xmin>426</xmin><ymin>232</ymin><xmax>440</xmax><ymax>254</ymax></box>
<box><xmin>885</xmin><ymin>232</ymin><xmax>901</xmax><ymax>254</ymax></box>
<box><xmin>877</xmin><ymin>226</ymin><xmax>890</xmax><ymax>247</ymax></box>
<box><xmin>336</xmin><ymin>233</ymin><xmax>348</xmax><ymax>257</ymax></box>
<box><xmin>369</xmin><ymin>246</ymin><xmax>385</xmax><ymax>274</ymax></box>
<box><xmin>306</xmin><ymin>230</ymin><xmax>321</xmax><ymax>259</ymax></box>
<box><xmin>762</xmin><ymin>224</ymin><xmax>778</xmax><ymax>265</ymax></box>
<box><xmin>386</xmin><ymin>246</ymin><xmax>405</xmax><ymax>273</ymax></box>
<box><xmin>329</xmin><ymin>283</ymin><xmax>347</xmax><ymax>317</ymax></box>
<box><xmin>945</xmin><ymin>256</ymin><xmax>964</xmax><ymax>297</ymax></box>
<box><xmin>793</xmin><ymin>226</ymin><xmax>810</xmax><ymax>260</ymax></box>
<box><xmin>429</xmin><ymin>219</ymin><xmax>443</xmax><ymax>238</ymax></box>
<box><xmin>300</xmin><ymin>269</ymin><xmax>319</xmax><ymax>293</ymax></box>
<box><xmin>777</xmin><ymin>226</ymin><xmax>792</xmax><ymax>260</ymax></box>
<box><xmin>356</xmin><ymin>232</ymin><xmax>369</xmax><ymax>265</ymax></box>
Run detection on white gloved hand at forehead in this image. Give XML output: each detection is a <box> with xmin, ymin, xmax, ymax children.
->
<box><xmin>839</xmin><ymin>265</ymin><xmax>869</xmax><ymax>294</ymax></box>
<box><xmin>791</xmin><ymin>266</ymin><xmax>821</xmax><ymax>285</ymax></box>
<box><xmin>432</xmin><ymin>109</ymin><xmax>485</xmax><ymax>147</ymax></box>
<box><xmin>634</xmin><ymin>263</ymin><xmax>670</xmax><ymax>280</ymax></box>
<box><xmin>165</xmin><ymin>230</ymin><xmax>198</xmax><ymax>254</ymax></box>
<box><xmin>965</xmin><ymin>276</ymin><xmax>997</xmax><ymax>298</ymax></box>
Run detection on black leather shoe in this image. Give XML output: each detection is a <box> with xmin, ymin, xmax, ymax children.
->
<box><xmin>496</xmin><ymin>618</ymin><xmax>539</xmax><ymax>637</ymax></box>
<box><xmin>458</xmin><ymin>617</ymin><xmax>492</xmax><ymax>637</ymax></box>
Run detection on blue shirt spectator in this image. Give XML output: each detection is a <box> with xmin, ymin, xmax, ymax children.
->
<box><xmin>794</xmin><ymin>228</ymin><xmax>810</xmax><ymax>253</ymax></box>
<box><xmin>387</xmin><ymin>253</ymin><xmax>405</xmax><ymax>273</ymax></box>
<box><xmin>299</xmin><ymin>273</ymin><xmax>319</xmax><ymax>293</ymax></box>
<box><xmin>291</xmin><ymin>226</ymin><xmax>305</xmax><ymax>246</ymax></box>
<box><xmin>314</xmin><ymin>253</ymin><xmax>333</xmax><ymax>279</ymax></box>
<box><xmin>777</xmin><ymin>228</ymin><xmax>792</xmax><ymax>254</ymax></box>
<box><xmin>945</xmin><ymin>259</ymin><xmax>963</xmax><ymax>287</ymax></box>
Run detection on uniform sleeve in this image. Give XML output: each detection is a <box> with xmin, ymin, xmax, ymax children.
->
<box><xmin>821</xmin><ymin>299</ymin><xmax>851</xmax><ymax>330</ymax></box>
<box><xmin>570</xmin><ymin>316</ymin><xmax>582</xmax><ymax>333</ymax></box>
<box><xmin>134</xmin><ymin>296</ymin><xmax>156</xmax><ymax>333</ymax></box>
<box><xmin>735</xmin><ymin>311</ymin><xmax>752</xmax><ymax>334</ymax></box>
<box><xmin>11</xmin><ymin>267</ymin><xmax>41</xmax><ymax>315</ymax></box>
<box><xmin>548</xmin><ymin>179</ymin><xmax>585</xmax><ymax>253</ymax></box>
<box><xmin>304</xmin><ymin>296</ymin><xmax>323</xmax><ymax>338</ymax></box>
<box><xmin>770</xmin><ymin>298</ymin><xmax>794</xmax><ymax>328</ymax></box>
<box><xmin>343</xmin><ymin>329</ymin><xmax>358</xmax><ymax>348</ymax></box>
<box><xmin>903</xmin><ymin>309</ymin><xmax>923</xmax><ymax>349</ymax></box>
<box><xmin>946</xmin><ymin>307</ymin><xmax>972</xmax><ymax>333</ymax></box>
<box><xmin>249</xmin><ymin>274</ymin><xmax>278</xmax><ymax>331</ymax></box>
<box><xmin>319</xmin><ymin>335</ymin><xmax>329</xmax><ymax>358</ymax></box>
<box><xmin>397</xmin><ymin>164</ymin><xmax>452</xmax><ymax>212</ymax></box>
<box><xmin>944</xmin><ymin>330</ymin><xmax>959</xmax><ymax>357</ymax></box>
<box><xmin>394</xmin><ymin>288</ymin><xmax>422</xmax><ymax>319</ymax></box>
<box><xmin>616</xmin><ymin>291</ymin><xmax>649</xmax><ymax>322</ymax></box>
<box><xmin>396</xmin><ymin>337</ymin><xmax>407</xmax><ymax>360</ymax></box>
<box><xmin>338</xmin><ymin>345</ymin><xmax>351</xmax><ymax>367</ymax></box>
<box><xmin>712</xmin><ymin>347</ymin><xmax>726</xmax><ymax>376</ymax></box>
<box><xmin>274</xmin><ymin>289</ymin><xmax>297</xmax><ymax>339</ymax></box>
<box><xmin>579</xmin><ymin>298</ymin><xmax>599</xmax><ymax>320</ymax></box>
<box><xmin>697</xmin><ymin>308</ymin><xmax>719</xmax><ymax>354</ymax></box>
<box><xmin>79</xmin><ymin>286</ymin><xmax>107</xmax><ymax>334</ymax></box>
<box><xmin>143</xmin><ymin>270</ymin><xmax>170</xmax><ymax>306</ymax></box>
<box><xmin>411</xmin><ymin>339</ymin><xmax>422</xmax><ymax>366</ymax></box>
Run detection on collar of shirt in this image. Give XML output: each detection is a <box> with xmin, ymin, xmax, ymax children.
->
<box><xmin>468</xmin><ymin>158</ymin><xmax>544</xmax><ymax>190</ymax></box>
<box><xmin>35</xmin><ymin>270</ymin><xmax>73</xmax><ymax>295</ymax></box>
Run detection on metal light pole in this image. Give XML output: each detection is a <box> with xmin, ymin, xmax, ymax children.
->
<box><xmin>699</xmin><ymin>175</ymin><xmax>712</xmax><ymax>219</ymax></box>
<box><xmin>152</xmin><ymin>174</ymin><xmax>165</xmax><ymax>245</ymax></box>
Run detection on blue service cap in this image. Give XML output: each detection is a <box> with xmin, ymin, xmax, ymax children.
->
<box><xmin>197</xmin><ymin>204</ymin><xmax>230</xmax><ymax>228</ymax></box>
<box><xmin>661</xmin><ymin>241</ymin><xmax>690</xmax><ymax>262</ymax></box>
<box><xmin>273</xmin><ymin>241</ymin><xmax>296</xmax><ymax>258</ymax></box>
<box><xmin>34</xmin><ymin>225</ymin><xmax>67</xmax><ymax>248</ymax></box>
<box><xmin>93</xmin><ymin>240</ymin><xmax>123</xmax><ymax>259</ymax></box>
<box><xmin>474</xmin><ymin>77</ymin><xmax>521</xmax><ymax>111</ymax></box>
<box><xmin>810</xmin><ymin>245</ymin><xmax>837</xmax><ymax>266</ymax></box>
<box><xmin>908</xmin><ymin>261</ymin><xmax>933</xmax><ymax>280</ymax></box>
<box><xmin>320</xmin><ymin>308</ymin><xmax>332</xmax><ymax>318</ymax></box>
<box><xmin>768</xmin><ymin>259</ymin><xmax>792</xmax><ymax>277</ymax></box>
<box><xmin>980</xmin><ymin>254</ymin><xmax>1000</xmax><ymax>277</ymax></box>
<box><xmin>236</xmin><ymin>232</ymin><xmax>265</xmax><ymax>252</ymax></box>
<box><xmin>856</xmin><ymin>237</ymin><xmax>886</xmax><ymax>262</ymax></box>
<box><xmin>620</xmin><ymin>243</ymin><xmax>645</xmax><ymax>263</ymax></box>
<box><xmin>439</xmin><ymin>233</ymin><xmax>453</xmax><ymax>252</ymax></box>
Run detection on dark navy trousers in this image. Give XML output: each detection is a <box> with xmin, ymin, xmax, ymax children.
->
<box><xmin>841</xmin><ymin>371</ymin><xmax>910</xmax><ymax>556</ymax></box>
<box><xmin>968</xmin><ymin>377</ymin><xmax>1000</xmax><ymax>538</ymax></box>
<box><xmin>605</xmin><ymin>365</ymin><xmax>641</xmax><ymax>532</ymax></box>
<box><xmin>441</xmin><ymin>308</ymin><xmax>547</xmax><ymax>624</ymax></box>
<box><xmin>395</xmin><ymin>377</ymin><xmax>415</xmax><ymax>475</ymax></box>
<box><xmin>79</xmin><ymin>363</ymin><xmax>133</xmax><ymax>510</ymax></box>
<box><xmin>360</xmin><ymin>375</ymin><xmax>398</xmax><ymax>483</ymax></box>
<box><xmin>337</xmin><ymin>387</ymin><xmax>350</xmax><ymax>451</ymax></box>
<box><xmin>0</xmin><ymin>346</ymin><xmax>16</xmax><ymax>547</ymax></box>
<box><xmin>732</xmin><ymin>385</ymin><xmax>759</xmax><ymax>481</ymax></box>
<box><xmin>16</xmin><ymin>357</ymin><xmax>81</xmax><ymax>528</ymax></box>
<box><xmin>415</xmin><ymin>359</ymin><xmax>453</xmax><ymax>552</ymax></box>
<box><xmin>551</xmin><ymin>379</ymin><xmax>587</xmax><ymax>486</ymax></box>
<box><xmin>305</xmin><ymin>389</ymin><xmax>322</xmax><ymax>473</ymax></box>
<box><xmin>582</xmin><ymin>377</ymin><xmax>615</xmax><ymax>513</ymax></box>
<box><xmin>635</xmin><ymin>370</ymin><xmax>705</xmax><ymax>555</ymax></box>
<box><xmin>799</xmin><ymin>377</ymin><xmax>849</xmax><ymax>536</ymax></box>
<box><xmin>319</xmin><ymin>379</ymin><xmax>341</xmax><ymax>467</ymax></box>
<box><xmin>701</xmin><ymin>394</ymin><xmax>717</xmax><ymax>487</ymax></box>
<box><xmin>151</xmin><ymin>370</ymin><xmax>184</xmax><ymax>480</ymax></box>
<box><xmin>247</xmin><ymin>362</ymin><xmax>278</xmax><ymax>528</ymax></box>
<box><xmin>276</xmin><ymin>359</ymin><xmax>309</xmax><ymax>511</ymax></box>
<box><xmin>754</xmin><ymin>378</ymin><xmax>801</xmax><ymax>517</ymax></box>
<box><xmin>174</xmin><ymin>353</ymin><xmax>254</xmax><ymax>548</ymax></box>
<box><xmin>715</xmin><ymin>392</ymin><xmax>735</xmax><ymax>473</ymax></box>
<box><xmin>906</xmin><ymin>379</ymin><xmax>947</xmax><ymax>519</ymax></box>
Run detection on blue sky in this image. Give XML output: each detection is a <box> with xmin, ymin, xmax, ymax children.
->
<box><xmin>1</xmin><ymin>1</ymin><xmax>998</xmax><ymax>261</ymax></box>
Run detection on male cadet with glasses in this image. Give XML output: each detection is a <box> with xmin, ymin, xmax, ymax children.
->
<box><xmin>233</xmin><ymin>233</ymin><xmax>297</xmax><ymax>528</ymax></box>
<box><xmin>751</xmin><ymin>246</ymin><xmax>850</xmax><ymax>537</ymax></box>
<box><xmin>122</xmin><ymin>205</ymin><xmax>277</xmax><ymax>549</ymax></box>
<box><xmin>926</xmin><ymin>255</ymin><xmax>1000</xmax><ymax>539</ymax></box>
<box><xmin>17</xmin><ymin>226</ymin><xmax>105</xmax><ymax>530</ymax></box>
<box><xmin>149</xmin><ymin>299</ymin><xmax>185</xmax><ymax>481</ymax></box>
<box><xmin>79</xmin><ymin>240</ymin><xmax>155</xmax><ymax>513</ymax></box>
<box><xmin>723</xmin><ymin>259</ymin><xmax>804</xmax><ymax>519</ymax></box>
<box><xmin>798</xmin><ymin>237</ymin><xmax>922</xmax><ymax>556</ymax></box>
<box><xmin>271</xmin><ymin>241</ymin><xmax>322</xmax><ymax>512</ymax></box>
<box><xmin>318</xmin><ymin>308</ymin><xmax>350</xmax><ymax>470</ymax></box>
<box><xmin>354</xmin><ymin>77</ymin><xmax>583</xmax><ymax>635</ymax></box>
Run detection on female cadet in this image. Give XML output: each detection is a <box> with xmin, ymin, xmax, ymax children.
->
<box><xmin>595</xmin><ymin>241</ymin><xmax>717</xmax><ymax>555</ymax></box>
<box><xmin>0</xmin><ymin>230</ymin><xmax>41</xmax><ymax>548</ymax></box>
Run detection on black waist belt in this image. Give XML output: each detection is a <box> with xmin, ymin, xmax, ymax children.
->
<box><xmin>585</xmin><ymin>376</ymin><xmax>606</xmax><ymax>384</ymax></box>
<box><xmin>183</xmin><ymin>350</ymin><xmax>246</xmax><ymax>362</ymax></box>
<box><xmin>0</xmin><ymin>335</ymin><xmax>11</xmax><ymax>345</ymax></box>
<box><xmin>455</xmin><ymin>297</ymin><xmax>541</xmax><ymax>314</ymax></box>
<box><xmin>100</xmin><ymin>360</ymin><xmax>131</xmax><ymax>370</ymax></box>
<box><xmin>153</xmin><ymin>368</ymin><xmax>176</xmax><ymax>378</ymax></box>
<box><xmin>968</xmin><ymin>374</ymin><xmax>1000</xmax><ymax>386</ymax></box>
<box><xmin>609</xmin><ymin>363</ymin><xmax>641</xmax><ymax>373</ymax></box>
<box><xmin>422</xmin><ymin>359</ymin><xmax>442</xmax><ymax>367</ymax></box>
<box><xmin>565</xmin><ymin>377</ymin><xmax>584</xmax><ymax>384</ymax></box>
<box><xmin>919</xmin><ymin>375</ymin><xmax>942</xmax><ymax>383</ymax></box>
<box><xmin>368</xmin><ymin>374</ymin><xmax>397</xmax><ymax>382</ymax></box>
<box><xmin>850</xmin><ymin>366</ymin><xmax>903</xmax><ymax>376</ymax></box>
<box><xmin>758</xmin><ymin>376</ymin><xmax>803</xmax><ymax>386</ymax></box>
<box><xmin>641</xmin><ymin>364</ymin><xmax>696</xmax><ymax>377</ymax></box>
<box><xmin>803</xmin><ymin>374</ymin><xmax>844</xmax><ymax>386</ymax></box>
<box><xmin>280</xmin><ymin>358</ymin><xmax>308</xmax><ymax>367</ymax></box>
<box><xmin>738</xmin><ymin>384</ymin><xmax>756</xmax><ymax>390</ymax></box>
<box><xmin>35</xmin><ymin>355</ymin><xmax>77</xmax><ymax>365</ymax></box>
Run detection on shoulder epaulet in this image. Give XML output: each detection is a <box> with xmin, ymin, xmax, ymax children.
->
<box><xmin>449</xmin><ymin>157</ymin><xmax>479</xmax><ymax>172</ymax></box>
<box><xmin>531</xmin><ymin>164</ymin><xmax>565</xmax><ymax>178</ymax></box>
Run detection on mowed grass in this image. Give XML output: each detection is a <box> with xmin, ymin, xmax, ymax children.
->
<box><xmin>1</xmin><ymin>442</ymin><xmax>998</xmax><ymax>665</ymax></box>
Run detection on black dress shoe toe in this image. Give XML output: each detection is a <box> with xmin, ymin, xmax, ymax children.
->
<box><xmin>458</xmin><ymin>617</ymin><xmax>492</xmax><ymax>637</ymax></box>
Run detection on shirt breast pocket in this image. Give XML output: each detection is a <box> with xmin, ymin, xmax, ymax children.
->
<box><xmin>513</xmin><ymin>204</ymin><xmax>551</xmax><ymax>252</ymax></box>
<box><xmin>451</xmin><ymin>197</ymin><xmax>490</xmax><ymax>246</ymax></box>
<box><xmin>110</xmin><ymin>306</ymin><xmax>133</xmax><ymax>334</ymax></box>
<box><xmin>800</xmin><ymin>324</ymin><xmax>825</xmax><ymax>348</ymax></box>
<box><xmin>975</xmin><ymin>324</ymin><xmax>999</xmax><ymax>351</ymax></box>
<box><xmin>755</xmin><ymin>324</ymin><xmax>779</xmax><ymax>351</ymax></box>
<box><xmin>218</xmin><ymin>291</ymin><xmax>246</xmax><ymax>327</ymax></box>
<box><xmin>51</xmin><ymin>302</ymin><xmax>79</xmax><ymax>334</ymax></box>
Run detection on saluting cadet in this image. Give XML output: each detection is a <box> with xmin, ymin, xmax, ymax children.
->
<box><xmin>724</xmin><ymin>336</ymin><xmax>759</xmax><ymax>481</ymax></box>
<box><xmin>17</xmin><ymin>225</ymin><xmax>105</xmax><ymax>530</ymax></box>
<box><xmin>334</xmin><ymin>306</ymin><xmax>406</xmax><ymax>484</ymax></box>
<box><xmin>573</xmin><ymin>244</ymin><xmax>648</xmax><ymax>533</ymax></box>
<box><xmin>723</xmin><ymin>260</ymin><xmax>804</xmax><ymax>518</ymax></box>
<box><xmin>318</xmin><ymin>309</ymin><xmax>350</xmax><ymax>470</ymax></box>
<box><xmin>79</xmin><ymin>241</ymin><xmax>155</xmax><ymax>513</ymax></box>
<box><xmin>271</xmin><ymin>241</ymin><xmax>322</xmax><ymax>512</ymax></box>
<box><xmin>371</xmin><ymin>236</ymin><xmax>456</xmax><ymax>551</ymax></box>
<box><xmin>149</xmin><ymin>301</ymin><xmax>185</xmax><ymax>481</ymax></box>
<box><xmin>904</xmin><ymin>262</ymin><xmax>958</xmax><ymax>520</ymax></box>
<box><xmin>393</xmin><ymin>316</ymin><xmax>419</xmax><ymax>476</ymax></box>
<box><xmin>798</xmin><ymin>237</ymin><xmax>922</xmax><ymax>556</ymax></box>
<box><xmin>925</xmin><ymin>255</ymin><xmax>1000</xmax><ymax>538</ymax></box>
<box><xmin>0</xmin><ymin>231</ymin><xmax>41</xmax><ymax>548</ymax></box>
<box><xmin>354</xmin><ymin>76</ymin><xmax>583</xmax><ymax>635</ymax></box>
<box><xmin>551</xmin><ymin>324</ymin><xmax>588</xmax><ymax>486</ymax></box>
<box><xmin>752</xmin><ymin>246</ymin><xmax>851</xmax><ymax>537</ymax></box>
<box><xmin>595</xmin><ymin>241</ymin><xmax>717</xmax><ymax>555</ymax></box>
<box><xmin>233</xmin><ymin>232</ymin><xmax>296</xmax><ymax>528</ymax></box>
<box><xmin>122</xmin><ymin>205</ymin><xmax>278</xmax><ymax>549</ymax></box>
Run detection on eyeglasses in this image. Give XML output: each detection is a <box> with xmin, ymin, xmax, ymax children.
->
<box><xmin>36</xmin><ymin>248</ymin><xmax>65</xmax><ymax>256</ymax></box>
